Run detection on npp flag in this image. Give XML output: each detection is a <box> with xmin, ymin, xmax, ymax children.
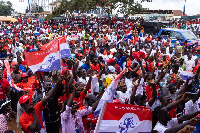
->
<box><xmin>117</xmin><ymin>27</ymin><xmax>133</xmax><ymax>45</ymax></box>
<box><xmin>25</xmin><ymin>39</ymin><xmax>60</xmax><ymax>72</ymax></box>
<box><xmin>5</xmin><ymin>61</ymin><xmax>22</xmax><ymax>92</ymax></box>
<box><xmin>180</xmin><ymin>71</ymin><xmax>194</xmax><ymax>84</ymax></box>
<box><xmin>59</xmin><ymin>36</ymin><xmax>71</xmax><ymax>58</ymax></box>
<box><xmin>94</xmin><ymin>69</ymin><xmax>125</xmax><ymax>117</ymax></box>
<box><xmin>40</xmin><ymin>38</ymin><xmax>59</xmax><ymax>51</ymax></box>
<box><xmin>95</xmin><ymin>103</ymin><xmax>152</xmax><ymax>133</ymax></box>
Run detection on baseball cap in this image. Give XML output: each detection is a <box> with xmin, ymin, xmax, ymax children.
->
<box><xmin>135</xmin><ymin>94</ymin><xmax>147</xmax><ymax>103</ymax></box>
<box><xmin>26</xmin><ymin>45</ymin><xmax>30</xmax><ymax>48</ymax></box>
<box><xmin>21</xmin><ymin>72</ymin><xmax>28</xmax><ymax>77</ymax></box>
<box><xmin>78</xmin><ymin>53</ymin><xmax>83</xmax><ymax>56</ymax></box>
<box><xmin>109</xmin><ymin>58</ymin><xmax>116</xmax><ymax>63</ymax></box>
<box><xmin>19</xmin><ymin>95</ymin><xmax>30</xmax><ymax>104</ymax></box>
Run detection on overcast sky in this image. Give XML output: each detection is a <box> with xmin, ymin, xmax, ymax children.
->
<box><xmin>5</xmin><ymin>0</ymin><xmax>200</xmax><ymax>15</ymax></box>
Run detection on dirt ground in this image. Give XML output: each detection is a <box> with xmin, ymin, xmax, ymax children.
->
<box><xmin>7</xmin><ymin>118</ymin><xmax>62</xmax><ymax>133</ymax></box>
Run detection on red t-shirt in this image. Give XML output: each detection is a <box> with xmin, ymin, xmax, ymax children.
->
<box><xmin>83</xmin><ymin>112</ymin><xmax>98</xmax><ymax>133</ymax></box>
<box><xmin>0</xmin><ymin>78</ymin><xmax>9</xmax><ymax>100</ymax></box>
<box><xmin>91</xmin><ymin>64</ymin><xmax>100</xmax><ymax>72</ymax></box>
<box><xmin>58</xmin><ymin>95</ymin><xmax>67</xmax><ymax>109</ymax></box>
<box><xmin>78</xmin><ymin>106</ymin><xmax>98</xmax><ymax>133</ymax></box>
<box><xmin>16</xmin><ymin>82</ymin><xmax>35</xmax><ymax>95</ymax></box>
<box><xmin>67</xmin><ymin>91</ymin><xmax>86</xmax><ymax>107</ymax></box>
<box><xmin>145</xmin><ymin>84</ymin><xmax>159</xmax><ymax>102</ymax></box>
<box><xmin>19</xmin><ymin>101</ymin><xmax>45</xmax><ymax>133</ymax></box>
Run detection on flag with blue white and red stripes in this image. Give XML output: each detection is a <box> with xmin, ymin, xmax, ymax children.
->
<box><xmin>95</xmin><ymin>103</ymin><xmax>152</xmax><ymax>133</ymax></box>
<box><xmin>117</xmin><ymin>27</ymin><xmax>133</xmax><ymax>45</ymax></box>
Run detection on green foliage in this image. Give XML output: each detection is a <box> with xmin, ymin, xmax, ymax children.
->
<box><xmin>0</xmin><ymin>0</ymin><xmax>14</xmax><ymax>16</ymax></box>
<box><xmin>45</xmin><ymin>0</ymin><xmax>152</xmax><ymax>20</ymax></box>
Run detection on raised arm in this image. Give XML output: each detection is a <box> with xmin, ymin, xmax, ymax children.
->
<box><xmin>97</xmin><ymin>78</ymin><xmax>107</xmax><ymax>99</ymax></box>
<box><xmin>139</xmin><ymin>58</ymin><xmax>145</xmax><ymax>79</ymax></box>
<box><xmin>166</xmin><ymin>93</ymin><xmax>187</xmax><ymax>111</ymax></box>
<box><xmin>67</xmin><ymin>91</ymin><xmax>75</xmax><ymax>107</ymax></box>
<box><xmin>130</xmin><ymin>79</ymin><xmax>140</xmax><ymax>105</ymax></box>
<box><xmin>84</xmin><ymin>76</ymin><xmax>92</xmax><ymax>95</ymax></box>
<box><xmin>41</xmin><ymin>78</ymin><xmax>62</xmax><ymax>107</ymax></box>
<box><xmin>144</xmin><ymin>47</ymin><xmax>153</xmax><ymax>61</ymax></box>
<box><xmin>27</xmin><ymin>107</ymin><xmax>40</xmax><ymax>132</ymax></box>
<box><xmin>147</xmin><ymin>79</ymin><xmax>157</xmax><ymax>107</ymax></box>
<box><xmin>164</xmin><ymin>120</ymin><xmax>190</xmax><ymax>133</ymax></box>
<box><xmin>64</xmin><ymin>74</ymin><xmax>72</xmax><ymax>98</ymax></box>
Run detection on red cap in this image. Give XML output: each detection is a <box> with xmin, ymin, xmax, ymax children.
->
<box><xmin>21</xmin><ymin>72</ymin><xmax>28</xmax><ymax>77</ymax></box>
<box><xmin>26</xmin><ymin>45</ymin><xmax>30</xmax><ymax>48</ymax></box>
<box><xmin>19</xmin><ymin>95</ymin><xmax>30</xmax><ymax>104</ymax></box>
<box><xmin>109</xmin><ymin>58</ymin><xmax>116</xmax><ymax>63</ymax></box>
<box><xmin>113</xmin><ymin>99</ymin><xmax>121</xmax><ymax>104</ymax></box>
<box><xmin>78</xmin><ymin>53</ymin><xmax>83</xmax><ymax>56</ymax></box>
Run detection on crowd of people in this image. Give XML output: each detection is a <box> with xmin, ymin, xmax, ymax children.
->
<box><xmin>0</xmin><ymin>16</ymin><xmax>200</xmax><ymax>133</ymax></box>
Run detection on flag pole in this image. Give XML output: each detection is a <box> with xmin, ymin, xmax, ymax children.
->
<box><xmin>94</xmin><ymin>101</ymin><xmax>107</xmax><ymax>133</ymax></box>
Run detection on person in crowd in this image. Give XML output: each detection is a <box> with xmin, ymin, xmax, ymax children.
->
<box><xmin>19</xmin><ymin>77</ymin><xmax>63</xmax><ymax>133</ymax></box>
<box><xmin>1</xmin><ymin>16</ymin><xmax>200</xmax><ymax>133</ymax></box>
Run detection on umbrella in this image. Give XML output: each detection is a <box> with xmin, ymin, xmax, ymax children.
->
<box><xmin>0</xmin><ymin>16</ymin><xmax>11</xmax><ymax>22</ymax></box>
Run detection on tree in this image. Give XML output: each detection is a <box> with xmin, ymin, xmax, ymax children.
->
<box><xmin>25</xmin><ymin>4</ymin><xmax>44</xmax><ymax>13</ymax></box>
<box><xmin>46</xmin><ymin>0</ymin><xmax>152</xmax><ymax>21</ymax></box>
<box><xmin>0</xmin><ymin>0</ymin><xmax>14</xmax><ymax>16</ymax></box>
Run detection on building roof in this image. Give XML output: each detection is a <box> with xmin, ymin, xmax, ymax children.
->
<box><xmin>49</xmin><ymin>0</ymin><xmax>61</xmax><ymax>5</ymax></box>
<box><xmin>40</xmin><ymin>11</ymin><xmax>51</xmax><ymax>14</ymax></box>
<box><xmin>172</xmin><ymin>10</ymin><xmax>182</xmax><ymax>16</ymax></box>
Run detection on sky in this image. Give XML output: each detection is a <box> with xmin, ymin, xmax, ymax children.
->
<box><xmin>5</xmin><ymin>0</ymin><xmax>200</xmax><ymax>15</ymax></box>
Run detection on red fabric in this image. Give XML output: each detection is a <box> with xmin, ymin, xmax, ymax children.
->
<box><xmin>28</xmin><ymin>76</ymin><xmax>39</xmax><ymax>87</ymax></box>
<box><xmin>145</xmin><ymin>84</ymin><xmax>159</xmax><ymax>102</ymax></box>
<box><xmin>67</xmin><ymin>91</ymin><xmax>86</xmax><ymax>107</ymax></box>
<box><xmin>0</xmin><ymin>78</ymin><xmax>9</xmax><ymax>100</ymax></box>
<box><xmin>169</xmin><ymin>107</ymin><xmax>177</xmax><ymax>118</ymax></box>
<box><xmin>16</xmin><ymin>82</ymin><xmax>35</xmax><ymax>95</ymax></box>
<box><xmin>58</xmin><ymin>95</ymin><xmax>67</xmax><ymax>109</ymax></box>
<box><xmin>19</xmin><ymin>101</ymin><xmax>45</xmax><ymax>133</ymax></box>
<box><xmin>91</xmin><ymin>64</ymin><xmax>100</xmax><ymax>72</ymax></box>
<box><xmin>83</xmin><ymin>112</ymin><xmax>98</xmax><ymax>133</ymax></box>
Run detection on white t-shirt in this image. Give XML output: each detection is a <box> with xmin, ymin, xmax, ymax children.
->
<box><xmin>115</xmin><ymin>88</ymin><xmax>132</xmax><ymax>104</ymax></box>
<box><xmin>185</xmin><ymin>59</ymin><xmax>195</xmax><ymax>71</ymax></box>
<box><xmin>184</xmin><ymin>98</ymin><xmax>200</xmax><ymax>114</ymax></box>
<box><xmin>192</xmin><ymin>55</ymin><xmax>197</xmax><ymax>61</ymax></box>
<box><xmin>154</xmin><ymin>118</ymin><xmax>179</xmax><ymax>133</ymax></box>
<box><xmin>78</xmin><ymin>77</ymin><xmax>89</xmax><ymax>85</ymax></box>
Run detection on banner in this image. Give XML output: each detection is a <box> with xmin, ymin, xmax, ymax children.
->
<box><xmin>95</xmin><ymin>103</ymin><xmax>152</xmax><ymax>133</ymax></box>
<box><xmin>94</xmin><ymin>69</ymin><xmax>126</xmax><ymax>117</ymax></box>
<box><xmin>25</xmin><ymin>39</ymin><xmax>60</xmax><ymax>72</ymax></box>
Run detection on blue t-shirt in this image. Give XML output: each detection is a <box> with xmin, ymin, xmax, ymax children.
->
<box><xmin>81</xmin><ymin>63</ymin><xmax>90</xmax><ymax>72</ymax></box>
<box><xmin>115</xmin><ymin>56</ymin><xmax>125</xmax><ymax>69</ymax></box>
